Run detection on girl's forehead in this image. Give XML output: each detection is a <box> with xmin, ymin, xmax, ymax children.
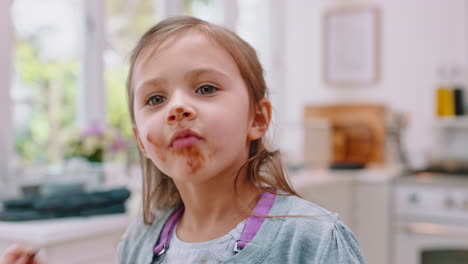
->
<box><xmin>137</xmin><ymin>31</ymin><xmax>222</xmax><ymax>65</ymax></box>
<box><xmin>132</xmin><ymin>31</ymin><xmax>240</xmax><ymax>83</ymax></box>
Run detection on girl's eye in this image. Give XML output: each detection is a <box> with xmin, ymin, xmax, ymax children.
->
<box><xmin>196</xmin><ymin>84</ymin><xmax>218</xmax><ymax>95</ymax></box>
<box><xmin>146</xmin><ymin>94</ymin><xmax>166</xmax><ymax>106</ymax></box>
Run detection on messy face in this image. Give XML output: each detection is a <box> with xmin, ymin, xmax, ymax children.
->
<box><xmin>132</xmin><ymin>32</ymin><xmax>252</xmax><ymax>185</ymax></box>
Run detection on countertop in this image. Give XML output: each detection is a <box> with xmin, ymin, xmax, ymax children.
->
<box><xmin>0</xmin><ymin>213</ymin><xmax>131</xmax><ymax>246</ymax></box>
<box><xmin>395</xmin><ymin>172</ymin><xmax>468</xmax><ymax>188</ymax></box>
<box><xmin>289</xmin><ymin>165</ymin><xmax>403</xmax><ymax>186</ymax></box>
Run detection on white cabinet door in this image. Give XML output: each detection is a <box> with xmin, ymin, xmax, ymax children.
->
<box><xmin>293</xmin><ymin>178</ymin><xmax>355</xmax><ymax>229</ymax></box>
<box><xmin>353</xmin><ymin>182</ymin><xmax>391</xmax><ymax>264</ymax></box>
<box><xmin>289</xmin><ymin>169</ymin><xmax>394</xmax><ymax>264</ymax></box>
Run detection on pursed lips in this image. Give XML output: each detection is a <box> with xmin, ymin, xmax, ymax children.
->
<box><xmin>169</xmin><ymin>128</ymin><xmax>203</xmax><ymax>149</ymax></box>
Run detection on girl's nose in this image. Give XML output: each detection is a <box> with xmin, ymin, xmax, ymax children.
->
<box><xmin>167</xmin><ymin>105</ymin><xmax>197</xmax><ymax>122</ymax></box>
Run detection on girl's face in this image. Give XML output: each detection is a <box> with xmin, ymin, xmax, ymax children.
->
<box><xmin>132</xmin><ymin>32</ymin><xmax>256</xmax><ymax>184</ymax></box>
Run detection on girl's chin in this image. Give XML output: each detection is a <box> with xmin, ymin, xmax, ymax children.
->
<box><xmin>171</xmin><ymin>147</ymin><xmax>206</xmax><ymax>173</ymax></box>
<box><xmin>170</xmin><ymin>170</ymin><xmax>216</xmax><ymax>185</ymax></box>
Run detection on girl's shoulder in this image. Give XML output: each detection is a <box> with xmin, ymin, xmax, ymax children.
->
<box><xmin>265</xmin><ymin>194</ymin><xmax>365</xmax><ymax>263</ymax></box>
<box><xmin>274</xmin><ymin>194</ymin><xmax>337</xmax><ymax>221</ymax></box>
<box><xmin>274</xmin><ymin>194</ymin><xmax>349</xmax><ymax>236</ymax></box>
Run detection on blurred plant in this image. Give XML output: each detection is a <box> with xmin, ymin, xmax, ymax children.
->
<box><xmin>63</xmin><ymin>124</ymin><xmax>127</xmax><ymax>163</ymax></box>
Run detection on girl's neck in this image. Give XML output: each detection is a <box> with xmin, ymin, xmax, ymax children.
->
<box><xmin>174</xmin><ymin>176</ymin><xmax>260</xmax><ymax>242</ymax></box>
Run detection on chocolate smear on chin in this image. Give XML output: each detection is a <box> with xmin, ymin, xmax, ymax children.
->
<box><xmin>174</xmin><ymin>146</ymin><xmax>205</xmax><ymax>174</ymax></box>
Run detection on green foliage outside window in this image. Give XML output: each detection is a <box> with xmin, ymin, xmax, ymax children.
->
<box><xmin>14</xmin><ymin>39</ymin><xmax>78</xmax><ymax>164</ymax></box>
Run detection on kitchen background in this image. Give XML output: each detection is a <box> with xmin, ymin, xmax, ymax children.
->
<box><xmin>1</xmin><ymin>0</ymin><xmax>468</xmax><ymax>264</ymax></box>
<box><xmin>280</xmin><ymin>0</ymin><xmax>467</xmax><ymax>166</ymax></box>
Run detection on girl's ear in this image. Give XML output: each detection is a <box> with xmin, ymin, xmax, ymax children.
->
<box><xmin>132</xmin><ymin>126</ymin><xmax>148</xmax><ymax>156</ymax></box>
<box><xmin>247</xmin><ymin>98</ymin><xmax>272</xmax><ymax>141</ymax></box>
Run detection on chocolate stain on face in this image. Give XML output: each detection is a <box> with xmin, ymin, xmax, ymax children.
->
<box><xmin>146</xmin><ymin>133</ymin><xmax>167</xmax><ymax>162</ymax></box>
<box><xmin>147</xmin><ymin>132</ymin><xmax>205</xmax><ymax>174</ymax></box>
<box><xmin>178</xmin><ymin>146</ymin><xmax>205</xmax><ymax>174</ymax></box>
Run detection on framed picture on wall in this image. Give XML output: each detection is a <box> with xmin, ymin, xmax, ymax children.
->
<box><xmin>323</xmin><ymin>6</ymin><xmax>380</xmax><ymax>86</ymax></box>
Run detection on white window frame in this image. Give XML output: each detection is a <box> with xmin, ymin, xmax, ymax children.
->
<box><xmin>79</xmin><ymin>0</ymin><xmax>106</xmax><ymax>130</ymax></box>
<box><xmin>0</xmin><ymin>0</ymin><xmax>14</xmax><ymax>197</ymax></box>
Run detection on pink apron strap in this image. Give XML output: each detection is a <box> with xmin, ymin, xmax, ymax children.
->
<box><xmin>153</xmin><ymin>207</ymin><xmax>184</xmax><ymax>256</ymax></box>
<box><xmin>234</xmin><ymin>190</ymin><xmax>276</xmax><ymax>252</ymax></box>
<box><xmin>153</xmin><ymin>190</ymin><xmax>276</xmax><ymax>257</ymax></box>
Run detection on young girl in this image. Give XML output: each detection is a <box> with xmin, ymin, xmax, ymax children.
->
<box><xmin>1</xmin><ymin>16</ymin><xmax>364</xmax><ymax>264</ymax></box>
<box><xmin>117</xmin><ymin>16</ymin><xmax>364</xmax><ymax>264</ymax></box>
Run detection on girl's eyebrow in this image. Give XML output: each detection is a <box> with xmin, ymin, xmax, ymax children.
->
<box><xmin>135</xmin><ymin>78</ymin><xmax>167</xmax><ymax>93</ymax></box>
<box><xmin>184</xmin><ymin>68</ymin><xmax>230</xmax><ymax>82</ymax></box>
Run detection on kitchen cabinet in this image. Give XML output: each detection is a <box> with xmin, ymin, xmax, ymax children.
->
<box><xmin>290</xmin><ymin>167</ymin><xmax>399</xmax><ymax>264</ymax></box>
<box><xmin>291</xmin><ymin>170</ymin><xmax>355</xmax><ymax>227</ymax></box>
<box><xmin>353</xmin><ymin>181</ymin><xmax>392</xmax><ymax>264</ymax></box>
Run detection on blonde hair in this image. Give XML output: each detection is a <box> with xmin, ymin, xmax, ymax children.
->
<box><xmin>127</xmin><ymin>16</ymin><xmax>298</xmax><ymax>225</ymax></box>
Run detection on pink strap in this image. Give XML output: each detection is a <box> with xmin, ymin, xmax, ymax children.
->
<box><xmin>234</xmin><ymin>191</ymin><xmax>276</xmax><ymax>251</ymax></box>
<box><xmin>153</xmin><ymin>190</ymin><xmax>276</xmax><ymax>256</ymax></box>
<box><xmin>153</xmin><ymin>207</ymin><xmax>184</xmax><ymax>256</ymax></box>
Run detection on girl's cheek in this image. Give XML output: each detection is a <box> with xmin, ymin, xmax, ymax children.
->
<box><xmin>146</xmin><ymin>132</ymin><xmax>167</xmax><ymax>163</ymax></box>
<box><xmin>139</xmin><ymin>116</ymin><xmax>167</xmax><ymax>162</ymax></box>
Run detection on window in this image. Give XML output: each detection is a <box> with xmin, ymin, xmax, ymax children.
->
<box><xmin>5</xmin><ymin>0</ymin><xmax>282</xmax><ymax>167</ymax></box>
<box><xmin>105</xmin><ymin>0</ymin><xmax>159</xmax><ymax>140</ymax></box>
<box><xmin>12</xmin><ymin>0</ymin><xmax>81</xmax><ymax>164</ymax></box>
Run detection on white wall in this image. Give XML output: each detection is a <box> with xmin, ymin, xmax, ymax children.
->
<box><xmin>283</xmin><ymin>0</ymin><xmax>468</xmax><ymax>165</ymax></box>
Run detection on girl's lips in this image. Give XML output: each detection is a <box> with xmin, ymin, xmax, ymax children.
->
<box><xmin>172</xmin><ymin>136</ymin><xmax>200</xmax><ymax>149</ymax></box>
<box><xmin>169</xmin><ymin>128</ymin><xmax>202</xmax><ymax>149</ymax></box>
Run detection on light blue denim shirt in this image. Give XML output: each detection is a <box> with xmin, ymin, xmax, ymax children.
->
<box><xmin>117</xmin><ymin>194</ymin><xmax>365</xmax><ymax>264</ymax></box>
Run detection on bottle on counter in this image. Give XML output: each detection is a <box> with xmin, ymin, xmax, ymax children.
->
<box><xmin>435</xmin><ymin>66</ymin><xmax>455</xmax><ymax>117</ymax></box>
<box><xmin>450</xmin><ymin>65</ymin><xmax>465</xmax><ymax>116</ymax></box>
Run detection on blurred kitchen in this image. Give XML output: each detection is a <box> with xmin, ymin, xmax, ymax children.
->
<box><xmin>0</xmin><ymin>0</ymin><xmax>467</xmax><ymax>263</ymax></box>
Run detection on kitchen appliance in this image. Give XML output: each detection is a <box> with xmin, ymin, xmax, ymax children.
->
<box><xmin>304</xmin><ymin>104</ymin><xmax>387</xmax><ymax>165</ymax></box>
<box><xmin>393</xmin><ymin>173</ymin><xmax>468</xmax><ymax>264</ymax></box>
<box><xmin>427</xmin><ymin>117</ymin><xmax>468</xmax><ymax>173</ymax></box>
